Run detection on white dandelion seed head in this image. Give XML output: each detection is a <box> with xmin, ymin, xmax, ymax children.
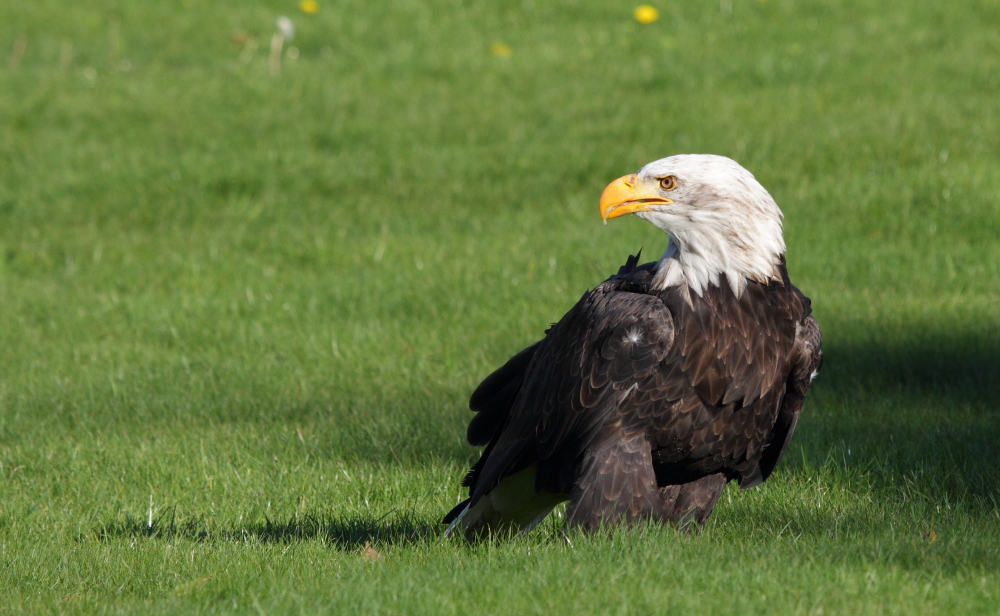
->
<box><xmin>276</xmin><ymin>16</ymin><xmax>296</xmax><ymax>40</ymax></box>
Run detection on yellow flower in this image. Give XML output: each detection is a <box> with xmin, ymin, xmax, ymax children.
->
<box><xmin>634</xmin><ymin>5</ymin><xmax>659</xmax><ymax>24</ymax></box>
<box><xmin>300</xmin><ymin>0</ymin><xmax>319</xmax><ymax>14</ymax></box>
<box><xmin>490</xmin><ymin>42</ymin><xmax>512</xmax><ymax>58</ymax></box>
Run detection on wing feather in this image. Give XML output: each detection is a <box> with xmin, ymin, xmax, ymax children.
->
<box><xmin>466</xmin><ymin>342</ymin><xmax>541</xmax><ymax>446</ymax></box>
<box><xmin>468</xmin><ymin>276</ymin><xmax>675</xmax><ymax>503</ymax></box>
<box><xmin>752</xmin><ymin>315</ymin><xmax>823</xmax><ymax>485</ymax></box>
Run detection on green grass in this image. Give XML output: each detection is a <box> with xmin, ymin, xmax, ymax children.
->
<box><xmin>2</xmin><ymin>0</ymin><xmax>999</xmax><ymax>613</ymax></box>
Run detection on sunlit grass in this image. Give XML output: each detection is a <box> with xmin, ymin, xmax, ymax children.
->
<box><xmin>1</xmin><ymin>0</ymin><xmax>998</xmax><ymax>613</ymax></box>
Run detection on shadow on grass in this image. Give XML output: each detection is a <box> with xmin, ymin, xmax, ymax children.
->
<box><xmin>823</xmin><ymin>329</ymin><xmax>1000</xmax><ymax>403</ymax></box>
<box><xmin>95</xmin><ymin>508</ymin><xmax>438</xmax><ymax>550</ymax></box>
<box><xmin>793</xmin><ymin>329</ymin><xmax>1000</xmax><ymax>504</ymax></box>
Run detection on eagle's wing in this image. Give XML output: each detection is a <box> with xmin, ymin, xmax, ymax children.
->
<box><xmin>464</xmin><ymin>278</ymin><xmax>675</xmax><ymax>507</ymax></box>
<box><xmin>466</xmin><ymin>341</ymin><xmax>541</xmax><ymax>447</ymax></box>
<box><xmin>460</xmin><ymin>252</ymin><xmax>648</xmax><ymax>450</ymax></box>
<box><xmin>748</xmin><ymin>314</ymin><xmax>823</xmax><ymax>487</ymax></box>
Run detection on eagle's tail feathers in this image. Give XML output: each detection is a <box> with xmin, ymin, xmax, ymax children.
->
<box><xmin>519</xmin><ymin>505</ymin><xmax>557</xmax><ymax>536</ymax></box>
<box><xmin>442</xmin><ymin>467</ymin><xmax>568</xmax><ymax>540</ymax></box>
<box><xmin>441</xmin><ymin>501</ymin><xmax>472</xmax><ymax>539</ymax></box>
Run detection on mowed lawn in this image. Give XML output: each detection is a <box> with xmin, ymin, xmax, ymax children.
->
<box><xmin>1</xmin><ymin>0</ymin><xmax>999</xmax><ymax>613</ymax></box>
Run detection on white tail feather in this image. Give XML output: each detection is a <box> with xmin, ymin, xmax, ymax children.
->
<box><xmin>441</xmin><ymin>502</ymin><xmax>471</xmax><ymax>539</ymax></box>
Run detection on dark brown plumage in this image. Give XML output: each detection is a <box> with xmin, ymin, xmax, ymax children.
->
<box><xmin>444</xmin><ymin>256</ymin><xmax>821</xmax><ymax>535</ymax></box>
<box><xmin>443</xmin><ymin>155</ymin><xmax>822</xmax><ymax>537</ymax></box>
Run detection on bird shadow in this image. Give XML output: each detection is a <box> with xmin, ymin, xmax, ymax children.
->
<box><xmin>94</xmin><ymin>507</ymin><xmax>438</xmax><ymax>550</ymax></box>
<box><xmin>791</xmin><ymin>327</ymin><xmax>1000</xmax><ymax>504</ymax></box>
<box><xmin>826</xmin><ymin>329</ymin><xmax>1000</xmax><ymax>402</ymax></box>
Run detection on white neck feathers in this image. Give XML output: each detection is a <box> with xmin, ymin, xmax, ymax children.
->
<box><xmin>637</xmin><ymin>155</ymin><xmax>787</xmax><ymax>298</ymax></box>
<box><xmin>651</xmin><ymin>234</ymin><xmax>783</xmax><ymax>298</ymax></box>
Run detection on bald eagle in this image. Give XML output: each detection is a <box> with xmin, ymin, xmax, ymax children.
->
<box><xmin>443</xmin><ymin>154</ymin><xmax>822</xmax><ymax>537</ymax></box>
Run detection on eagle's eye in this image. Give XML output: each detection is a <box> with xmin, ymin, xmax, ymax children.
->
<box><xmin>658</xmin><ymin>175</ymin><xmax>678</xmax><ymax>191</ymax></box>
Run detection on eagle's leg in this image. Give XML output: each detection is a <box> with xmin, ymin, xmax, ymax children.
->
<box><xmin>658</xmin><ymin>473</ymin><xmax>728</xmax><ymax>530</ymax></box>
<box><xmin>564</xmin><ymin>425</ymin><xmax>672</xmax><ymax>532</ymax></box>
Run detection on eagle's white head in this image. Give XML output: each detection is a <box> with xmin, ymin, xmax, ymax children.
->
<box><xmin>599</xmin><ymin>154</ymin><xmax>785</xmax><ymax>298</ymax></box>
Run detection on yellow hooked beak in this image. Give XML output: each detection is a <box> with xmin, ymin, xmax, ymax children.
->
<box><xmin>599</xmin><ymin>174</ymin><xmax>673</xmax><ymax>223</ymax></box>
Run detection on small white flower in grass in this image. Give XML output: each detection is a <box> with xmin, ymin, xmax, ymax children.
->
<box><xmin>276</xmin><ymin>16</ymin><xmax>296</xmax><ymax>41</ymax></box>
<box><xmin>270</xmin><ymin>16</ymin><xmax>296</xmax><ymax>76</ymax></box>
